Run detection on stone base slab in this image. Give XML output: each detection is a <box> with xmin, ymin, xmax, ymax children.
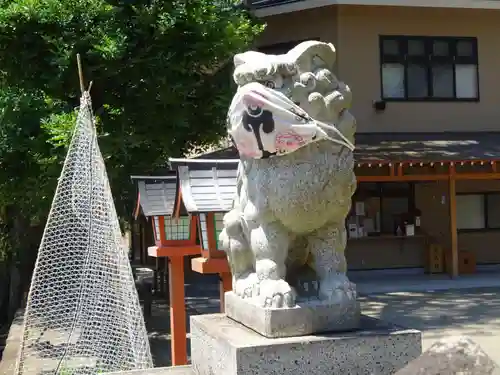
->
<box><xmin>104</xmin><ymin>366</ymin><xmax>194</xmax><ymax>375</ymax></box>
<box><xmin>191</xmin><ymin>313</ymin><xmax>422</xmax><ymax>375</ymax></box>
<box><xmin>224</xmin><ymin>291</ymin><xmax>360</xmax><ymax>338</ymax></box>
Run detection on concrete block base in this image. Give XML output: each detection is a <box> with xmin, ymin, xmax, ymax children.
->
<box><xmin>104</xmin><ymin>366</ymin><xmax>194</xmax><ymax>375</ymax></box>
<box><xmin>224</xmin><ymin>291</ymin><xmax>361</xmax><ymax>338</ymax></box>
<box><xmin>191</xmin><ymin>313</ymin><xmax>422</xmax><ymax>375</ymax></box>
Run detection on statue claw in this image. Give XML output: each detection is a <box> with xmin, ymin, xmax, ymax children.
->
<box><xmin>234</xmin><ymin>273</ymin><xmax>260</xmax><ymax>299</ymax></box>
<box><xmin>258</xmin><ymin>279</ymin><xmax>296</xmax><ymax>308</ymax></box>
<box><xmin>318</xmin><ymin>274</ymin><xmax>356</xmax><ymax>303</ymax></box>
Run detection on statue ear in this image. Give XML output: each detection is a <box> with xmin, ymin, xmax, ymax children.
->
<box><xmin>234</xmin><ymin>51</ymin><xmax>268</xmax><ymax>69</ymax></box>
<box><xmin>287</xmin><ymin>41</ymin><xmax>336</xmax><ymax>73</ymax></box>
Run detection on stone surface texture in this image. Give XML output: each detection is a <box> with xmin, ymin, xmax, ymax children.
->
<box><xmin>395</xmin><ymin>336</ymin><xmax>500</xmax><ymax>375</ymax></box>
<box><xmin>104</xmin><ymin>366</ymin><xmax>195</xmax><ymax>375</ymax></box>
<box><xmin>0</xmin><ymin>309</ymin><xmax>24</xmax><ymax>375</ymax></box>
<box><xmin>191</xmin><ymin>314</ymin><xmax>422</xmax><ymax>375</ymax></box>
<box><xmin>225</xmin><ymin>291</ymin><xmax>360</xmax><ymax>338</ymax></box>
<box><xmin>219</xmin><ymin>40</ymin><xmax>358</xmax><ymax>333</ymax></box>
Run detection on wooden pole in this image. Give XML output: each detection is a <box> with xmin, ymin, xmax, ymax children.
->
<box><xmin>449</xmin><ymin>165</ymin><xmax>459</xmax><ymax>278</ymax></box>
<box><xmin>76</xmin><ymin>54</ymin><xmax>92</xmax><ymax>94</ymax></box>
<box><xmin>168</xmin><ymin>255</ymin><xmax>188</xmax><ymax>365</ymax></box>
<box><xmin>77</xmin><ymin>53</ymin><xmax>85</xmax><ymax>94</ymax></box>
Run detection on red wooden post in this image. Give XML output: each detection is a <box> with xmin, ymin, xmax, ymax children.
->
<box><xmin>169</xmin><ymin>255</ymin><xmax>187</xmax><ymax>365</ymax></box>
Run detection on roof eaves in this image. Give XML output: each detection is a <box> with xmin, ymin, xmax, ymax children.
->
<box><xmin>173</xmin><ymin>162</ymin><xmax>238</xmax><ymax>214</ymax></box>
<box><xmin>132</xmin><ymin>174</ymin><xmax>178</xmax><ymax>217</ymax></box>
<box><xmin>250</xmin><ymin>0</ymin><xmax>305</xmax><ymax>9</ymax></box>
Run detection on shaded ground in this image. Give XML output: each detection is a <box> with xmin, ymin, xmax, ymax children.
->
<box><xmin>0</xmin><ymin>273</ymin><xmax>222</xmax><ymax>372</ymax></box>
<box><xmin>146</xmin><ymin>274</ymin><xmax>221</xmax><ymax>367</ymax></box>
<box><xmin>147</xmin><ymin>278</ymin><xmax>500</xmax><ymax>366</ymax></box>
<box><xmin>360</xmin><ymin>287</ymin><xmax>500</xmax><ymax>361</ymax></box>
<box><xmin>0</xmin><ymin>310</ymin><xmax>24</xmax><ymax>374</ymax></box>
<box><xmin>0</xmin><ymin>326</ymin><xmax>7</xmax><ymax>362</ymax></box>
<box><xmin>2</xmin><ymin>277</ymin><xmax>500</xmax><ymax>371</ymax></box>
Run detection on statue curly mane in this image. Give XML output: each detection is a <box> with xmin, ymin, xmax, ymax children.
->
<box><xmin>219</xmin><ymin>41</ymin><xmax>358</xmax><ymax>315</ymax></box>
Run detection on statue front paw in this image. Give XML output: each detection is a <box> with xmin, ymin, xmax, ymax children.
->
<box><xmin>318</xmin><ymin>274</ymin><xmax>357</xmax><ymax>303</ymax></box>
<box><xmin>258</xmin><ymin>279</ymin><xmax>296</xmax><ymax>308</ymax></box>
<box><xmin>234</xmin><ymin>273</ymin><xmax>260</xmax><ymax>299</ymax></box>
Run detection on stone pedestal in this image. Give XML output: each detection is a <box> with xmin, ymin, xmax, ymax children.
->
<box><xmin>105</xmin><ymin>313</ymin><xmax>421</xmax><ymax>375</ymax></box>
<box><xmin>224</xmin><ymin>291</ymin><xmax>360</xmax><ymax>338</ymax></box>
<box><xmin>191</xmin><ymin>313</ymin><xmax>422</xmax><ymax>375</ymax></box>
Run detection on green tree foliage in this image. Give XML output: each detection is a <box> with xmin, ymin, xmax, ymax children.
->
<box><xmin>0</xmin><ymin>87</ymin><xmax>71</xmax><ymax>220</ymax></box>
<box><xmin>0</xmin><ymin>0</ymin><xmax>263</xmax><ymax>224</ymax></box>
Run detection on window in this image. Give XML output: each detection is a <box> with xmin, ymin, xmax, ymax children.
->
<box><xmin>214</xmin><ymin>213</ymin><xmax>225</xmax><ymax>249</ymax></box>
<box><xmin>380</xmin><ymin>36</ymin><xmax>479</xmax><ymax>101</ymax></box>
<box><xmin>456</xmin><ymin>194</ymin><xmax>485</xmax><ymax>230</ymax></box>
<box><xmin>349</xmin><ymin>182</ymin><xmax>415</xmax><ymax>234</ymax></box>
<box><xmin>456</xmin><ymin>193</ymin><xmax>500</xmax><ymax>230</ymax></box>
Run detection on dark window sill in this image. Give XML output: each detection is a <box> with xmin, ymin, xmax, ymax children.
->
<box><xmin>381</xmin><ymin>97</ymin><xmax>480</xmax><ymax>103</ymax></box>
<box><xmin>458</xmin><ymin>228</ymin><xmax>500</xmax><ymax>234</ymax></box>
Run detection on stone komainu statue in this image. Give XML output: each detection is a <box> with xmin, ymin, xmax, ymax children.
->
<box><xmin>219</xmin><ymin>41</ymin><xmax>357</xmax><ymax>309</ymax></box>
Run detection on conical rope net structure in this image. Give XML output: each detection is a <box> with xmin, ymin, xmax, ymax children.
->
<box><xmin>14</xmin><ymin>91</ymin><xmax>153</xmax><ymax>374</ymax></box>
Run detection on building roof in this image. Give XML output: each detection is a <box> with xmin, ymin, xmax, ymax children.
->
<box><xmin>249</xmin><ymin>0</ymin><xmax>303</xmax><ymax>9</ymax></box>
<box><xmin>355</xmin><ymin>132</ymin><xmax>500</xmax><ymax>163</ymax></box>
<box><xmin>249</xmin><ymin>0</ymin><xmax>500</xmax><ymax>15</ymax></box>
<box><xmin>194</xmin><ymin>132</ymin><xmax>500</xmax><ymax>164</ymax></box>
<box><xmin>131</xmin><ymin>174</ymin><xmax>178</xmax><ymax>217</ymax></box>
<box><xmin>149</xmin><ymin>132</ymin><xmax>500</xmax><ymax>216</ymax></box>
<box><xmin>169</xmin><ymin>158</ymin><xmax>239</xmax><ymax>214</ymax></box>
<box><xmin>192</xmin><ymin>147</ymin><xmax>238</xmax><ymax>160</ymax></box>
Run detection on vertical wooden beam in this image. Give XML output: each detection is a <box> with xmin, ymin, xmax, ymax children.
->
<box><xmin>153</xmin><ymin>258</ymin><xmax>159</xmax><ymax>293</ymax></box>
<box><xmin>152</xmin><ymin>217</ymin><xmax>159</xmax><ymax>246</ymax></box>
<box><xmin>159</xmin><ymin>257</ymin><xmax>166</xmax><ymax>296</ymax></box>
<box><xmin>449</xmin><ymin>164</ymin><xmax>459</xmax><ymax>278</ymax></box>
<box><xmin>206</xmin><ymin>212</ymin><xmax>217</xmax><ymax>253</ymax></box>
<box><xmin>158</xmin><ymin>216</ymin><xmax>167</xmax><ymax>245</ymax></box>
<box><xmin>219</xmin><ymin>272</ymin><xmax>233</xmax><ymax>312</ymax></box>
<box><xmin>189</xmin><ymin>215</ymin><xmax>198</xmax><ymax>244</ymax></box>
<box><xmin>139</xmin><ymin>221</ymin><xmax>146</xmax><ymax>265</ymax></box>
<box><xmin>169</xmin><ymin>255</ymin><xmax>188</xmax><ymax>365</ymax></box>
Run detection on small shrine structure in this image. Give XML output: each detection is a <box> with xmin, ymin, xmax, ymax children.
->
<box><xmin>132</xmin><ymin>160</ymin><xmax>239</xmax><ymax>366</ymax></box>
<box><xmin>169</xmin><ymin>158</ymin><xmax>239</xmax><ymax>307</ymax></box>
<box><xmin>131</xmin><ymin>173</ymin><xmax>200</xmax><ymax>366</ymax></box>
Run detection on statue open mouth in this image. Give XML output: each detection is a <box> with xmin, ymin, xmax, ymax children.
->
<box><xmin>244</xmin><ymin>90</ymin><xmax>267</xmax><ymax>117</ymax></box>
<box><xmin>244</xmin><ymin>90</ymin><xmax>266</xmax><ymax>106</ymax></box>
<box><xmin>246</xmin><ymin>105</ymin><xmax>263</xmax><ymax>117</ymax></box>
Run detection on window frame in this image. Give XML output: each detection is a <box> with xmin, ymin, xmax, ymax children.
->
<box><xmin>456</xmin><ymin>192</ymin><xmax>500</xmax><ymax>232</ymax></box>
<box><xmin>352</xmin><ymin>182</ymin><xmax>415</xmax><ymax>235</ymax></box>
<box><xmin>379</xmin><ymin>35</ymin><xmax>480</xmax><ymax>102</ymax></box>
